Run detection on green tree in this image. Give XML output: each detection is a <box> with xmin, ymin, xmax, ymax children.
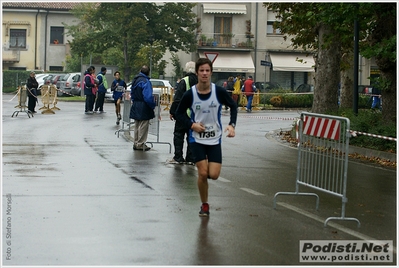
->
<box><xmin>65</xmin><ymin>3</ymin><xmax>198</xmax><ymax>81</ymax></box>
<box><xmin>265</xmin><ymin>3</ymin><xmax>396</xmax><ymax>124</ymax></box>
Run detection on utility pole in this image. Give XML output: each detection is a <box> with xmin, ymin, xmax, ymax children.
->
<box><xmin>353</xmin><ymin>7</ymin><xmax>359</xmax><ymax>115</ymax></box>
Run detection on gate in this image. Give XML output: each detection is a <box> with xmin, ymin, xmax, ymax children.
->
<box><xmin>273</xmin><ymin>112</ymin><xmax>361</xmax><ymax>227</ymax></box>
<box><xmin>146</xmin><ymin>93</ymin><xmax>171</xmax><ymax>153</ymax></box>
<box><xmin>115</xmin><ymin>97</ymin><xmax>134</xmax><ymax>138</ymax></box>
<box><xmin>12</xmin><ymin>86</ymin><xmax>33</xmax><ymax>118</ymax></box>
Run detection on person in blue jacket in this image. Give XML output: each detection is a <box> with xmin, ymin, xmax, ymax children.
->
<box><xmin>94</xmin><ymin>67</ymin><xmax>108</xmax><ymax>113</ymax></box>
<box><xmin>130</xmin><ymin>65</ymin><xmax>156</xmax><ymax>151</ymax></box>
<box><xmin>111</xmin><ymin>71</ymin><xmax>127</xmax><ymax>125</ymax></box>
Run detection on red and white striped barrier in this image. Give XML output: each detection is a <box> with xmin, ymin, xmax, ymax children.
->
<box><xmin>350</xmin><ymin>130</ymin><xmax>397</xmax><ymax>141</ymax></box>
<box><xmin>303</xmin><ymin>115</ymin><xmax>341</xmax><ymax>141</ymax></box>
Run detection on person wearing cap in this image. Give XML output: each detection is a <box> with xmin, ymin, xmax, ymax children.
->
<box><xmin>242</xmin><ymin>75</ymin><xmax>256</xmax><ymax>113</ymax></box>
<box><xmin>26</xmin><ymin>71</ymin><xmax>39</xmax><ymax>113</ymax></box>
<box><xmin>94</xmin><ymin>67</ymin><xmax>108</xmax><ymax>113</ymax></box>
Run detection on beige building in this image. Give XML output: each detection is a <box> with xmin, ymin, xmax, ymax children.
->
<box><xmin>2</xmin><ymin>2</ymin><xmax>79</xmax><ymax>72</ymax></box>
<box><xmin>2</xmin><ymin>2</ymin><xmax>375</xmax><ymax>89</ymax></box>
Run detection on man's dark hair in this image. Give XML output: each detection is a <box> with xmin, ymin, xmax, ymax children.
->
<box><xmin>101</xmin><ymin>67</ymin><xmax>106</xmax><ymax>72</ymax></box>
<box><xmin>114</xmin><ymin>71</ymin><xmax>120</xmax><ymax>76</ymax></box>
<box><xmin>141</xmin><ymin>65</ymin><xmax>150</xmax><ymax>76</ymax></box>
<box><xmin>195</xmin><ymin>58</ymin><xmax>212</xmax><ymax>73</ymax></box>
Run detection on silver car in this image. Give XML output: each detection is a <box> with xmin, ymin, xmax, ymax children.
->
<box><xmin>57</xmin><ymin>72</ymin><xmax>81</xmax><ymax>97</ymax></box>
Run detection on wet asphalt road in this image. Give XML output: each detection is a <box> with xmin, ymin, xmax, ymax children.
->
<box><xmin>2</xmin><ymin>95</ymin><xmax>396</xmax><ymax>266</ymax></box>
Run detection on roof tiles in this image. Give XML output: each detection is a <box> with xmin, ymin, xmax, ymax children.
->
<box><xmin>2</xmin><ymin>2</ymin><xmax>80</xmax><ymax>10</ymax></box>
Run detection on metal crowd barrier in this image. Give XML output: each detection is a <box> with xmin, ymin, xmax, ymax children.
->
<box><xmin>155</xmin><ymin>86</ymin><xmax>174</xmax><ymax>111</ymax></box>
<box><xmin>12</xmin><ymin>86</ymin><xmax>33</xmax><ymax>118</ymax></box>
<box><xmin>146</xmin><ymin>93</ymin><xmax>172</xmax><ymax>153</ymax></box>
<box><xmin>239</xmin><ymin>91</ymin><xmax>260</xmax><ymax>110</ymax></box>
<box><xmin>115</xmin><ymin>93</ymin><xmax>171</xmax><ymax>153</ymax></box>
<box><xmin>273</xmin><ymin>112</ymin><xmax>361</xmax><ymax>228</ymax></box>
<box><xmin>115</xmin><ymin>95</ymin><xmax>134</xmax><ymax>138</ymax></box>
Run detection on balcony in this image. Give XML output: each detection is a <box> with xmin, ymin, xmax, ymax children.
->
<box><xmin>197</xmin><ymin>33</ymin><xmax>254</xmax><ymax>50</ymax></box>
<box><xmin>2</xmin><ymin>50</ymin><xmax>20</xmax><ymax>63</ymax></box>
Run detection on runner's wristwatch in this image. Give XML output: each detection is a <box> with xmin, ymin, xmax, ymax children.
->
<box><xmin>229</xmin><ymin>123</ymin><xmax>236</xmax><ymax>128</ymax></box>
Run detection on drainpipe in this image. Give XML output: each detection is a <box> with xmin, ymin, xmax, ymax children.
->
<box><xmin>35</xmin><ymin>9</ymin><xmax>39</xmax><ymax>69</ymax></box>
<box><xmin>44</xmin><ymin>10</ymin><xmax>49</xmax><ymax>71</ymax></box>
<box><xmin>254</xmin><ymin>3</ymin><xmax>258</xmax><ymax>81</ymax></box>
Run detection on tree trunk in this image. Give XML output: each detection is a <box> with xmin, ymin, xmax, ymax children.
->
<box><xmin>380</xmin><ymin>69</ymin><xmax>396</xmax><ymax>123</ymax></box>
<box><xmin>312</xmin><ymin>24</ymin><xmax>341</xmax><ymax>114</ymax></box>
<box><xmin>339</xmin><ymin>52</ymin><xmax>354</xmax><ymax>109</ymax></box>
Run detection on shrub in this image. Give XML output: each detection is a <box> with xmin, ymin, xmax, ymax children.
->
<box><xmin>340</xmin><ymin>109</ymin><xmax>396</xmax><ymax>153</ymax></box>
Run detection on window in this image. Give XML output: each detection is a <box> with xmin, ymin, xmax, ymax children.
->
<box><xmin>50</xmin><ymin>27</ymin><xmax>64</xmax><ymax>44</ymax></box>
<box><xmin>49</xmin><ymin>66</ymin><xmax>63</xmax><ymax>72</ymax></box>
<box><xmin>214</xmin><ymin>17</ymin><xmax>232</xmax><ymax>45</ymax></box>
<box><xmin>10</xmin><ymin>29</ymin><xmax>27</xmax><ymax>48</ymax></box>
<box><xmin>9</xmin><ymin>67</ymin><xmax>26</xmax><ymax>71</ymax></box>
<box><xmin>267</xmin><ymin>21</ymin><xmax>281</xmax><ymax>35</ymax></box>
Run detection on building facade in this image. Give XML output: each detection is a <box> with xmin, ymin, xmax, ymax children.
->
<box><xmin>2</xmin><ymin>2</ymin><xmax>79</xmax><ymax>72</ymax></box>
<box><xmin>2</xmin><ymin>2</ymin><xmax>376</xmax><ymax>89</ymax></box>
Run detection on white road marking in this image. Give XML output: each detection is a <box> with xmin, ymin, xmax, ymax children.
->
<box><xmin>277</xmin><ymin>201</ymin><xmax>396</xmax><ymax>254</ymax></box>
<box><xmin>240</xmin><ymin>188</ymin><xmax>264</xmax><ymax>196</ymax></box>
<box><xmin>217</xmin><ymin>177</ymin><xmax>231</xmax><ymax>182</ymax></box>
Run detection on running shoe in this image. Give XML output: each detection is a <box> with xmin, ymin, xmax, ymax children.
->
<box><xmin>167</xmin><ymin>158</ymin><xmax>184</xmax><ymax>164</ymax></box>
<box><xmin>199</xmin><ymin>203</ymin><xmax>210</xmax><ymax>217</ymax></box>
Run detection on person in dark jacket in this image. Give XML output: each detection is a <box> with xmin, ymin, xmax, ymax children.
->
<box><xmin>168</xmin><ymin>61</ymin><xmax>198</xmax><ymax>165</ymax></box>
<box><xmin>84</xmin><ymin>66</ymin><xmax>96</xmax><ymax>114</ymax></box>
<box><xmin>110</xmin><ymin>71</ymin><xmax>127</xmax><ymax>125</ymax></box>
<box><xmin>130</xmin><ymin>65</ymin><xmax>156</xmax><ymax>151</ymax></box>
<box><xmin>94</xmin><ymin>67</ymin><xmax>108</xmax><ymax>113</ymax></box>
<box><xmin>174</xmin><ymin>58</ymin><xmax>237</xmax><ymax>217</ymax></box>
<box><xmin>26</xmin><ymin>71</ymin><xmax>39</xmax><ymax>113</ymax></box>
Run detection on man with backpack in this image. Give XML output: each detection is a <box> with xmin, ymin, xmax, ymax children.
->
<box><xmin>168</xmin><ymin>61</ymin><xmax>197</xmax><ymax>165</ymax></box>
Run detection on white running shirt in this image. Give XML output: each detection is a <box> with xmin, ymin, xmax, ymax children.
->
<box><xmin>189</xmin><ymin>83</ymin><xmax>222</xmax><ymax>145</ymax></box>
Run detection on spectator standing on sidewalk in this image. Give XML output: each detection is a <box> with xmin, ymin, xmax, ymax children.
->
<box><xmin>168</xmin><ymin>61</ymin><xmax>197</xmax><ymax>165</ymax></box>
<box><xmin>174</xmin><ymin>58</ymin><xmax>237</xmax><ymax>217</ymax></box>
<box><xmin>232</xmin><ymin>74</ymin><xmax>242</xmax><ymax>107</ymax></box>
<box><xmin>130</xmin><ymin>65</ymin><xmax>156</xmax><ymax>151</ymax></box>
<box><xmin>94</xmin><ymin>67</ymin><xmax>108</xmax><ymax>113</ymax></box>
<box><xmin>84</xmin><ymin>66</ymin><xmax>96</xmax><ymax>114</ymax></box>
<box><xmin>26</xmin><ymin>71</ymin><xmax>39</xmax><ymax>114</ymax></box>
<box><xmin>242</xmin><ymin>75</ymin><xmax>256</xmax><ymax>113</ymax></box>
<box><xmin>110</xmin><ymin>71</ymin><xmax>127</xmax><ymax>125</ymax></box>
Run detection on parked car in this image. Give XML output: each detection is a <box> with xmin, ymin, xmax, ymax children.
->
<box><xmin>37</xmin><ymin>73</ymin><xmax>62</xmax><ymax>95</ymax></box>
<box><xmin>255</xmin><ymin>82</ymin><xmax>281</xmax><ymax>92</ymax></box>
<box><xmin>105</xmin><ymin>79</ymin><xmax>173</xmax><ymax>102</ymax></box>
<box><xmin>151</xmin><ymin>79</ymin><xmax>173</xmax><ymax>95</ymax></box>
<box><xmin>57</xmin><ymin>72</ymin><xmax>81</xmax><ymax>97</ymax></box>
<box><xmin>215</xmin><ymin>79</ymin><xmax>227</xmax><ymax>88</ymax></box>
<box><xmin>48</xmin><ymin>74</ymin><xmax>64</xmax><ymax>87</ymax></box>
<box><xmin>70</xmin><ymin>81</ymin><xmax>82</xmax><ymax>96</ymax></box>
<box><xmin>295</xmin><ymin>84</ymin><xmax>314</xmax><ymax>93</ymax></box>
<box><xmin>34</xmin><ymin>74</ymin><xmax>49</xmax><ymax>95</ymax></box>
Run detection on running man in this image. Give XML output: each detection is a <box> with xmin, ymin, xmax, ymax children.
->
<box><xmin>174</xmin><ymin>58</ymin><xmax>237</xmax><ymax>217</ymax></box>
